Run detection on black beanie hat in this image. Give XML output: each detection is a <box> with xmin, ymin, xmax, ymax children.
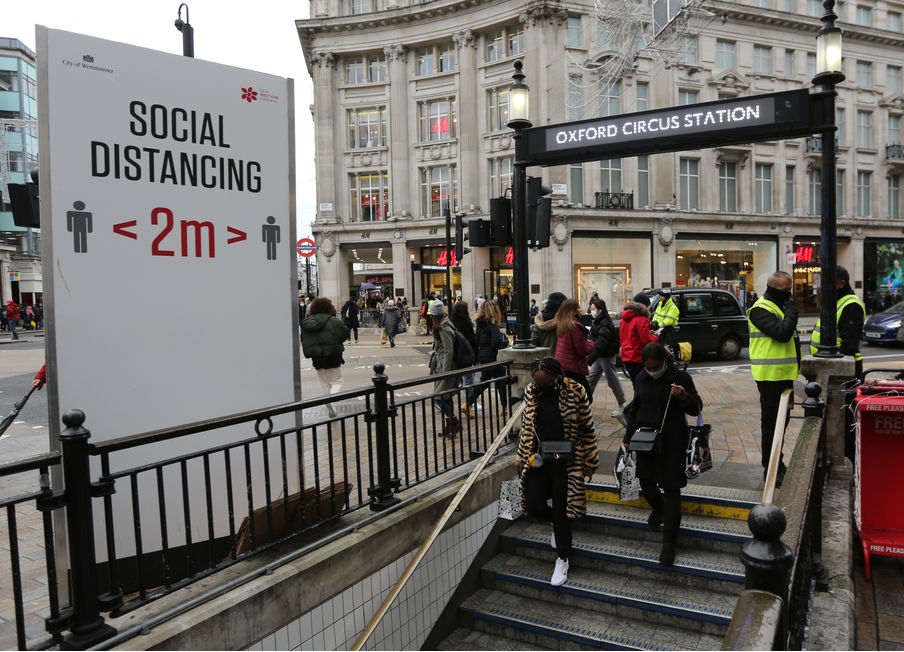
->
<box><xmin>632</xmin><ymin>292</ymin><xmax>651</xmax><ymax>307</ymax></box>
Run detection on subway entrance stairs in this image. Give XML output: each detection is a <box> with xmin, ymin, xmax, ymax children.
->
<box><xmin>438</xmin><ymin>479</ymin><xmax>759</xmax><ymax>650</ymax></box>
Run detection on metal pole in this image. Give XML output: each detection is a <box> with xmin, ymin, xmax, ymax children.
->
<box><xmin>59</xmin><ymin>410</ymin><xmax>116</xmax><ymax>649</ymax></box>
<box><xmin>175</xmin><ymin>4</ymin><xmax>194</xmax><ymax>58</ymax></box>
<box><xmin>305</xmin><ymin>257</ymin><xmax>311</xmax><ymax>297</ymax></box>
<box><xmin>444</xmin><ymin>208</ymin><xmax>452</xmax><ymax>304</ymax></box>
<box><xmin>367</xmin><ymin>364</ymin><xmax>400</xmax><ymax>511</ymax></box>
<box><xmin>512</xmin><ymin>134</ymin><xmax>531</xmax><ymax>348</ymax></box>
<box><xmin>814</xmin><ymin>88</ymin><xmax>840</xmax><ymax>357</ymax></box>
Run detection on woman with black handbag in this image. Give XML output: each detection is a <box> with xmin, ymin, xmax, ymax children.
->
<box><xmin>514</xmin><ymin>358</ymin><xmax>599</xmax><ymax>587</ymax></box>
<box><xmin>623</xmin><ymin>342</ymin><xmax>702</xmax><ymax>566</ymax></box>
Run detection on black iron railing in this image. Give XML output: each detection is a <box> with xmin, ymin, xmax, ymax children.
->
<box><xmin>887</xmin><ymin>143</ymin><xmax>904</xmax><ymax>160</ymax></box>
<box><xmin>0</xmin><ymin>361</ymin><xmax>512</xmax><ymax>650</ymax></box>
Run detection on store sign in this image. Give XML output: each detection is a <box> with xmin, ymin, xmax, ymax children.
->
<box><xmin>365</xmin><ymin>275</ymin><xmax>393</xmax><ymax>285</ymax></box>
<box><xmin>523</xmin><ymin>89</ymin><xmax>810</xmax><ymax>166</ymax></box>
<box><xmin>795</xmin><ymin>246</ymin><xmax>815</xmax><ymax>263</ymax></box>
<box><xmin>436</xmin><ymin>250</ymin><xmax>460</xmax><ymax>267</ymax></box>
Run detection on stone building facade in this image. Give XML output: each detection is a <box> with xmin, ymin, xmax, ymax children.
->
<box><xmin>298</xmin><ymin>0</ymin><xmax>904</xmax><ymax>313</ymax></box>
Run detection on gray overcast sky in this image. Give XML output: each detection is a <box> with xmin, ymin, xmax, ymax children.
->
<box><xmin>6</xmin><ymin>0</ymin><xmax>317</xmax><ymax>240</ymax></box>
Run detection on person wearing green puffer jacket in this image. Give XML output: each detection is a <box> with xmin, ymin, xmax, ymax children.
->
<box><xmin>301</xmin><ymin>297</ymin><xmax>350</xmax><ymax>417</ymax></box>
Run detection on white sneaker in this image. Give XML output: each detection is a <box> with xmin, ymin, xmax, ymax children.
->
<box><xmin>550</xmin><ymin>531</ymin><xmax>556</xmax><ymax>550</ymax></box>
<box><xmin>611</xmin><ymin>408</ymin><xmax>627</xmax><ymax>427</ymax></box>
<box><xmin>550</xmin><ymin>558</ymin><xmax>569</xmax><ymax>586</ymax></box>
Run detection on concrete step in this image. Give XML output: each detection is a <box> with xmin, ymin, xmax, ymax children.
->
<box><xmin>580</xmin><ymin>501</ymin><xmax>751</xmax><ymax>553</ymax></box>
<box><xmin>482</xmin><ymin>553</ymin><xmax>734</xmax><ymax>635</ymax></box>
<box><xmin>502</xmin><ymin>520</ymin><xmax>745</xmax><ymax>594</ymax></box>
<box><xmin>585</xmin><ymin>479</ymin><xmax>758</xmax><ymax>522</ymax></box>
<box><xmin>437</xmin><ymin>626</ymin><xmax>555</xmax><ymax>651</ymax></box>
<box><xmin>460</xmin><ymin>588</ymin><xmax>724</xmax><ymax>651</ymax></box>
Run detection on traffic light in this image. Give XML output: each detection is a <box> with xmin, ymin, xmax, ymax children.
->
<box><xmin>489</xmin><ymin>196</ymin><xmax>512</xmax><ymax>247</ymax></box>
<box><xmin>454</xmin><ymin>212</ymin><xmax>471</xmax><ymax>261</ymax></box>
<box><xmin>526</xmin><ymin>177</ymin><xmax>552</xmax><ymax>249</ymax></box>
<box><xmin>468</xmin><ymin>218</ymin><xmax>492</xmax><ymax>246</ymax></box>
<box><xmin>9</xmin><ymin>169</ymin><xmax>39</xmax><ymax>228</ymax></box>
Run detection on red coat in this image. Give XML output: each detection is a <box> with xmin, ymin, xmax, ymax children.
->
<box><xmin>555</xmin><ymin>320</ymin><xmax>594</xmax><ymax>376</ymax></box>
<box><xmin>5</xmin><ymin>302</ymin><xmax>19</xmax><ymax>320</ymax></box>
<box><xmin>619</xmin><ymin>304</ymin><xmax>657</xmax><ymax>364</ymax></box>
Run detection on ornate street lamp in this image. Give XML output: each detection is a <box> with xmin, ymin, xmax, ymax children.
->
<box><xmin>812</xmin><ymin>0</ymin><xmax>844</xmax><ymax>357</ymax></box>
<box><xmin>507</xmin><ymin>61</ymin><xmax>533</xmax><ymax>348</ymax></box>
<box><xmin>175</xmin><ymin>3</ymin><xmax>194</xmax><ymax>58</ymax></box>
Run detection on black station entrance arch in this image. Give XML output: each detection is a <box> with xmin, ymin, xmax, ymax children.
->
<box><xmin>508</xmin><ymin>86</ymin><xmax>841</xmax><ymax>354</ymax></box>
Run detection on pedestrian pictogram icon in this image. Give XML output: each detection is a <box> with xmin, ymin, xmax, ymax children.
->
<box><xmin>297</xmin><ymin>238</ymin><xmax>317</xmax><ymax>257</ymax></box>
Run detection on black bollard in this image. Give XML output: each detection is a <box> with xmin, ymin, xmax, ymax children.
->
<box><xmin>801</xmin><ymin>382</ymin><xmax>825</xmax><ymax>418</ymax></box>
<box><xmin>367</xmin><ymin>363</ymin><xmax>401</xmax><ymax>510</ymax></box>
<box><xmin>59</xmin><ymin>410</ymin><xmax>117</xmax><ymax>649</ymax></box>
<box><xmin>741</xmin><ymin>503</ymin><xmax>793</xmax><ymax>647</ymax></box>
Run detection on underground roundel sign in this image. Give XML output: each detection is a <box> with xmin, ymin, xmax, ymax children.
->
<box><xmin>297</xmin><ymin>238</ymin><xmax>317</xmax><ymax>257</ymax></box>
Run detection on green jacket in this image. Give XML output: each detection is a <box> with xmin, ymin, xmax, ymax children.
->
<box><xmin>301</xmin><ymin>313</ymin><xmax>349</xmax><ymax>369</ymax></box>
<box><xmin>430</xmin><ymin>317</ymin><xmax>458</xmax><ymax>393</ymax></box>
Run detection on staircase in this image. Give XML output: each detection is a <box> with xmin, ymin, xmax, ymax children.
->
<box><xmin>437</xmin><ymin>479</ymin><xmax>758</xmax><ymax>650</ymax></box>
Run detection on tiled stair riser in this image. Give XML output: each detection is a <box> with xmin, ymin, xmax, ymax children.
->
<box><xmin>584</xmin><ymin>490</ymin><xmax>753</xmax><ymax>523</ymax></box>
<box><xmin>482</xmin><ymin>570</ymin><xmax>730</xmax><ymax>638</ymax></box>
<box><xmin>505</xmin><ymin>538</ymin><xmax>744</xmax><ymax>596</ymax></box>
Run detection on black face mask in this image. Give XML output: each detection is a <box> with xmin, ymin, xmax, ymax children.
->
<box><xmin>768</xmin><ymin>288</ymin><xmax>792</xmax><ymax>305</ymax></box>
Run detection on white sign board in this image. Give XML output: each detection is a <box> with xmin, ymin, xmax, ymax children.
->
<box><xmin>40</xmin><ymin>27</ymin><xmax>299</xmax><ymax>442</ymax></box>
<box><xmin>38</xmin><ymin>28</ymin><xmax>300</xmax><ymax>559</ymax></box>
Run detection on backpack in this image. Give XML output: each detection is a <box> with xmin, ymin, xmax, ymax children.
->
<box><xmin>451</xmin><ymin>326</ymin><xmax>475</xmax><ymax>369</ymax></box>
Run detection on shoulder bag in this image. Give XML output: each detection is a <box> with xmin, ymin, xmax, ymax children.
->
<box><xmin>539</xmin><ymin>440</ymin><xmax>574</xmax><ymax>463</ymax></box>
<box><xmin>629</xmin><ymin>391</ymin><xmax>673</xmax><ymax>453</ymax></box>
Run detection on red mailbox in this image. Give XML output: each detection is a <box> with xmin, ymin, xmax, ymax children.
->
<box><xmin>854</xmin><ymin>371</ymin><xmax>904</xmax><ymax>578</ymax></box>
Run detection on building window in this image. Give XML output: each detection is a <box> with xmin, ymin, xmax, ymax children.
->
<box><xmin>807</xmin><ymin>52</ymin><xmax>817</xmax><ymax>80</ymax></box>
<box><xmin>369</xmin><ymin>58</ymin><xmax>387</xmax><ymax>82</ymax></box>
<box><xmin>440</xmin><ymin>44</ymin><xmax>456</xmax><ymax>72</ymax></box>
<box><xmin>837</xmin><ymin>169</ymin><xmax>845</xmax><ymax>216</ymax></box>
<box><xmin>808</xmin><ymin>168</ymin><xmax>821</xmax><ymax>215</ymax></box>
<box><xmin>754</xmin><ymin>46</ymin><xmax>772</xmax><ymax>74</ymax></box>
<box><xmin>857</xmin><ymin>61</ymin><xmax>872</xmax><ymax>87</ymax></box>
<box><xmin>347</xmin><ymin>107</ymin><xmax>387</xmax><ymax>148</ymax></box>
<box><xmin>784</xmin><ymin>49</ymin><xmax>795</xmax><ymax>76</ymax></box>
<box><xmin>486</xmin><ymin>26</ymin><xmax>523</xmax><ymax>62</ymax></box>
<box><xmin>889</xmin><ymin>175</ymin><xmax>901</xmax><ymax>219</ymax></box>
<box><xmin>567</xmin><ymin>16</ymin><xmax>582</xmax><ymax>47</ymax></box>
<box><xmin>719</xmin><ymin>162</ymin><xmax>737</xmax><ymax>212</ymax></box>
<box><xmin>350</xmin><ymin>172</ymin><xmax>390</xmax><ymax>222</ymax></box>
<box><xmin>836</xmin><ymin>107</ymin><xmax>845</xmax><ymax>145</ymax></box>
<box><xmin>888</xmin><ymin>65</ymin><xmax>901</xmax><ymax>93</ymax></box>
<box><xmin>677</xmin><ymin>35</ymin><xmax>698</xmax><ymax>64</ymax></box>
<box><xmin>785</xmin><ymin>0</ymin><xmax>793</xmax><ymax>12</ymax></box>
<box><xmin>753</xmin><ymin>0</ymin><xmax>770</xmax><ymax>8</ymax></box>
<box><xmin>420</xmin><ymin>165</ymin><xmax>458</xmax><ymax>217</ymax></box>
<box><xmin>857</xmin><ymin>110</ymin><xmax>872</xmax><ymax>148</ymax></box>
<box><xmin>785</xmin><ymin>165</ymin><xmax>795</xmax><ymax>214</ymax></box>
<box><xmin>567</xmin><ymin>75</ymin><xmax>583</xmax><ymax>122</ymax></box>
<box><xmin>487</xmin><ymin>86</ymin><xmax>510</xmax><ymax>131</ymax></box>
<box><xmin>415</xmin><ymin>44</ymin><xmax>456</xmax><ymax>76</ymax></box>
<box><xmin>599</xmin><ymin>80</ymin><xmax>621</xmax><ymax>117</ymax></box>
<box><xmin>716</xmin><ymin>40</ymin><xmax>735</xmax><ymax>69</ymax></box>
<box><xmin>489</xmin><ymin>157</ymin><xmax>513</xmax><ymax>197</ymax></box>
<box><xmin>600</xmin><ymin>159</ymin><xmax>622</xmax><ymax>192</ymax></box>
<box><xmin>755</xmin><ymin>163</ymin><xmax>773</xmax><ymax>213</ymax></box>
<box><xmin>348</xmin><ymin>0</ymin><xmax>377</xmax><ymax>14</ymax></box>
<box><xmin>571</xmin><ymin>163</ymin><xmax>584</xmax><ymax>205</ymax></box>
<box><xmin>418</xmin><ymin>98</ymin><xmax>456</xmax><ymax>142</ymax></box>
<box><xmin>807</xmin><ymin>0</ymin><xmax>822</xmax><ymax>15</ymax></box>
<box><xmin>345</xmin><ymin>55</ymin><xmax>385</xmax><ymax>84</ymax></box>
<box><xmin>890</xmin><ymin>115</ymin><xmax>902</xmax><ymax>145</ymax></box>
<box><xmin>679</xmin><ymin>89</ymin><xmax>698</xmax><ymax>105</ymax></box>
<box><xmin>637</xmin><ymin>156</ymin><xmax>649</xmax><ymax>208</ymax></box>
<box><xmin>857</xmin><ymin>171</ymin><xmax>871</xmax><ymax>217</ymax></box>
<box><xmin>597</xmin><ymin>21</ymin><xmax>616</xmax><ymax>50</ymax></box>
<box><xmin>856</xmin><ymin>5</ymin><xmax>872</xmax><ymax>26</ymax></box>
<box><xmin>636</xmin><ymin>82</ymin><xmax>648</xmax><ymax>111</ymax></box>
<box><xmin>346</xmin><ymin>57</ymin><xmax>366</xmax><ymax>84</ymax></box>
<box><xmin>679</xmin><ymin>158</ymin><xmax>699</xmax><ymax>210</ymax></box>
<box><xmin>888</xmin><ymin>11</ymin><xmax>902</xmax><ymax>32</ymax></box>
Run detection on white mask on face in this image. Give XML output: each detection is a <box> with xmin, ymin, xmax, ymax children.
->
<box><xmin>590</xmin><ymin>309</ymin><xmax>599</xmax><ymax>318</ymax></box>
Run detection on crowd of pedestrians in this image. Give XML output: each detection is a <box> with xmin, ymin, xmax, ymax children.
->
<box><xmin>2</xmin><ymin>300</ymin><xmax>44</xmax><ymax>339</ymax></box>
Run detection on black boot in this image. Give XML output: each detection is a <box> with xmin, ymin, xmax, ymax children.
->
<box><xmin>659</xmin><ymin>543</ymin><xmax>675</xmax><ymax>566</ymax></box>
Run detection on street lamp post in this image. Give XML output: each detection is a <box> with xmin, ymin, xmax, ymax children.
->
<box><xmin>812</xmin><ymin>0</ymin><xmax>844</xmax><ymax>357</ymax></box>
<box><xmin>175</xmin><ymin>3</ymin><xmax>194</xmax><ymax>58</ymax></box>
<box><xmin>507</xmin><ymin>60</ymin><xmax>532</xmax><ymax>348</ymax></box>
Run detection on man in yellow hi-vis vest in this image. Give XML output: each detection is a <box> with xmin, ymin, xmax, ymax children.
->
<box><xmin>747</xmin><ymin>271</ymin><xmax>800</xmax><ymax>487</ymax></box>
<box><xmin>809</xmin><ymin>265</ymin><xmax>866</xmax><ymax>379</ymax></box>
<box><xmin>652</xmin><ymin>287</ymin><xmax>680</xmax><ymax>352</ymax></box>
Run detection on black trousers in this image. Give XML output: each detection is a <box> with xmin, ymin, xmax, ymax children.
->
<box><xmin>625</xmin><ymin>361</ymin><xmax>645</xmax><ymax>385</ymax></box>
<box><xmin>523</xmin><ymin>462</ymin><xmax>571</xmax><ymax>560</ymax></box>
<box><xmin>564</xmin><ymin>371</ymin><xmax>591</xmax><ymax>404</ymax></box>
<box><xmin>345</xmin><ymin>325</ymin><xmax>359</xmax><ymax>342</ymax></box>
<box><xmin>640</xmin><ymin>478</ymin><xmax>682</xmax><ymax>546</ymax></box>
<box><xmin>755</xmin><ymin>380</ymin><xmax>793</xmax><ymax>469</ymax></box>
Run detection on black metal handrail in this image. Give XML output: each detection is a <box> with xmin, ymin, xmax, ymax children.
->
<box><xmin>0</xmin><ymin>361</ymin><xmax>514</xmax><ymax>650</ymax></box>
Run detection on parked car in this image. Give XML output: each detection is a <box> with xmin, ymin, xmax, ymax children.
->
<box><xmin>642</xmin><ymin>288</ymin><xmax>750</xmax><ymax>361</ymax></box>
<box><xmin>862</xmin><ymin>300</ymin><xmax>904</xmax><ymax>344</ymax></box>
